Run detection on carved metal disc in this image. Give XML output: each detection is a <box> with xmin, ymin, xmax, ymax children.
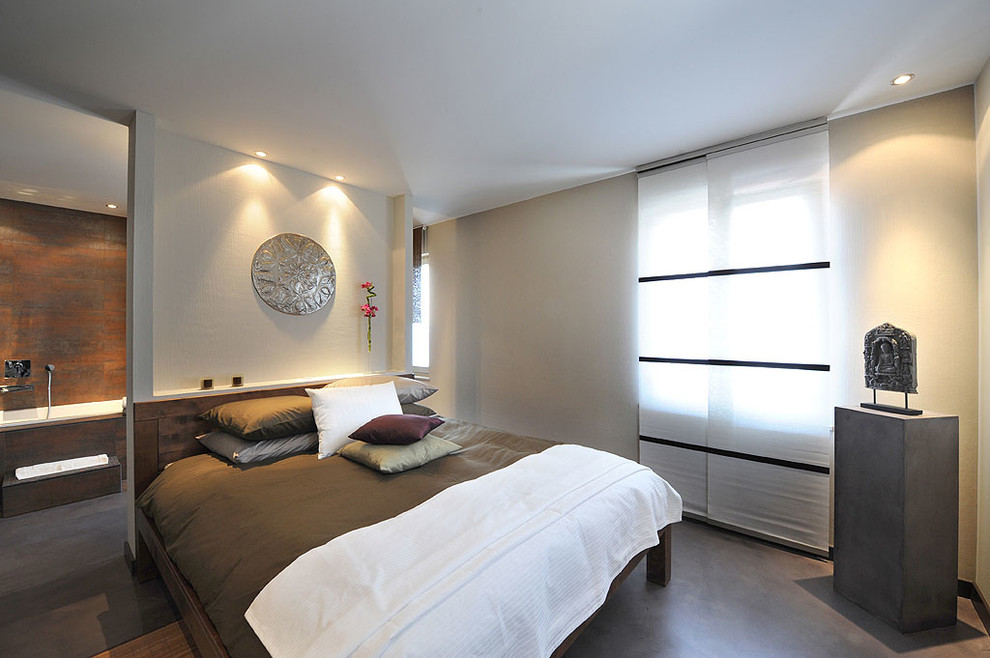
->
<box><xmin>251</xmin><ymin>233</ymin><xmax>336</xmax><ymax>315</ymax></box>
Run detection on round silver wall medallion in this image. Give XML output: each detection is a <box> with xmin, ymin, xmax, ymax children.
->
<box><xmin>251</xmin><ymin>233</ymin><xmax>336</xmax><ymax>315</ymax></box>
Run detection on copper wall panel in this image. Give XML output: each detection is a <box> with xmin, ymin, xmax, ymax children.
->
<box><xmin>0</xmin><ymin>198</ymin><xmax>126</xmax><ymax>411</ymax></box>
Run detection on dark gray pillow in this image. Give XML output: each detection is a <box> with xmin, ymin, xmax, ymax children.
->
<box><xmin>400</xmin><ymin>403</ymin><xmax>438</xmax><ymax>416</ymax></box>
<box><xmin>325</xmin><ymin>375</ymin><xmax>437</xmax><ymax>404</ymax></box>
<box><xmin>199</xmin><ymin>395</ymin><xmax>316</xmax><ymax>440</ymax></box>
<box><xmin>197</xmin><ymin>430</ymin><xmax>318</xmax><ymax>464</ymax></box>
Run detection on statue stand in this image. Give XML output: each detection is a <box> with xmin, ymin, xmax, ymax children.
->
<box><xmin>834</xmin><ymin>406</ymin><xmax>958</xmax><ymax>631</ymax></box>
<box><xmin>861</xmin><ymin>389</ymin><xmax>922</xmax><ymax>416</ymax></box>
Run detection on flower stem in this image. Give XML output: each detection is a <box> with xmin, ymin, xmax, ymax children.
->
<box><xmin>364</xmin><ymin>284</ymin><xmax>376</xmax><ymax>352</ymax></box>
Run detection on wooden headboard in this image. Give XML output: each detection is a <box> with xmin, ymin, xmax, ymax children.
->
<box><xmin>132</xmin><ymin>375</ymin><xmax>415</xmax><ymax>499</ymax></box>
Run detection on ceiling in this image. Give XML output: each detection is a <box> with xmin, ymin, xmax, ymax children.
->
<box><xmin>0</xmin><ymin>84</ymin><xmax>127</xmax><ymax>216</ymax></box>
<box><xmin>1</xmin><ymin>0</ymin><xmax>990</xmax><ymax>223</ymax></box>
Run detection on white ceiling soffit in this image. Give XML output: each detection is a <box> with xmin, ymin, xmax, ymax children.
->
<box><xmin>0</xmin><ymin>83</ymin><xmax>127</xmax><ymax>216</ymax></box>
<box><xmin>1</xmin><ymin>1</ymin><xmax>989</xmax><ymax>223</ymax></box>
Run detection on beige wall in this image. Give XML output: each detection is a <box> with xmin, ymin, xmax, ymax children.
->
<box><xmin>429</xmin><ymin>174</ymin><xmax>639</xmax><ymax>459</ymax></box>
<box><xmin>431</xmin><ymin>87</ymin><xmax>981</xmax><ymax>577</ymax></box>
<box><xmin>151</xmin><ymin>130</ymin><xmax>393</xmax><ymax>394</ymax></box>
<box><xmin>829</xmin><ymin>87</ymin><xmax>979</xmax><ymax>579</ymax></box>
<box><xmin>975</xmin><ymin>57</ymin><xmax>990</xmax><ymax>597</ymax></box>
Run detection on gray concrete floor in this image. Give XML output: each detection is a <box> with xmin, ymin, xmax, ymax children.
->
<box><xmin>0</xmin><ymin>493</ymin><xmax>986</xmax><ymax>657</ymax></box>
<box><xmin>567</xmin><ymin>520</ymin><xmax>990</xmax><ymax>657</ymax></box>
<box><xmin>0</xmin><ymin>491</ymin><xmax>177</xmax><ymax>658</ymax></box>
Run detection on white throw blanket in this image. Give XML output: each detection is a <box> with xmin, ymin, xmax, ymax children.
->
<box><xmin>246</xmin><ymin>444</ymin><xmax>682</xmax><ymax>657</ymax></box>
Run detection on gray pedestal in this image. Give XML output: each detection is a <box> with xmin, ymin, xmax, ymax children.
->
<box><xmin>833</xmin><ymin>406</ymin><xmax>958</xmax><ymax>632</ymax></box>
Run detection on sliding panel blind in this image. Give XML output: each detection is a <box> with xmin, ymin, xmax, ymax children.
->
<box><xmin>638</xmin><ymin>161</ymin><xmax>709</xmax><ymax>450</ymax></box>
<box><xmin>638</xmin><ymin>128</ymin><xmax>831</xmax><ymax>552</ymax></box>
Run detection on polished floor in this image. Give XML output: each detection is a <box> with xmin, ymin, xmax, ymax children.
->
<box><xmin>0</xmin><ymin>491</ymin><xmax>177</xmax><ymax>658</ymax></box>
<box><xmin>568</xmin><ymin>522</ymin><xmax>990</xmax><ymax>657</ymax></box>
<box><xmin>0</xmin><ymin>492</ymin><xmax>987</xmax><ymax>657</ymax></box>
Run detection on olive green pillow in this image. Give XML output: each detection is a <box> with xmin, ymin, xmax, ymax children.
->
<box><xmin>338</xmin><ymin>435</ymin><xmax>461</xmax><ymax>473</ymax></box>
<box><xmin>199</xmin><ymin>395</ymin><xmax>316</xmax><ymax>441</ymax></box>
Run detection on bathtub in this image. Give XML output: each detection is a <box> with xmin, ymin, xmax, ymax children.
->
<box><xmin>1</xmin><ymin>399</ymin><xmax>126</xmax><ymax>516</ymax></box>
<box><xmin>0</xmin><ymin>399</ymin><xmax>126</xmax><ymax>428</ymax></box>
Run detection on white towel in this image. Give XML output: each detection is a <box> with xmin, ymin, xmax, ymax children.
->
<box><xmin>15</xmin><ymin>454</ymin><xmax>109</xmax><ymax>480</ymax></box>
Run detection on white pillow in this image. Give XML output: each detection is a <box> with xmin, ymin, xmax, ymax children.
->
<box><xmin>307</xmin><ymin>381</ymin><xmax>402</xmax><ymax>458</ymax></box>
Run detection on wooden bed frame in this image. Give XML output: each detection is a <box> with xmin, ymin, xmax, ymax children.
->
<box><xmin>131</xmin><ymin>380</ymin><xmax>673</xmax><ymax>658</ymax></box>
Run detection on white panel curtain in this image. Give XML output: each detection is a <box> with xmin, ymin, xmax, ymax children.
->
<box><xmin>638</xmin><ymin>128</ymin><xmax>831</xmax><ymax>552</ymax></box>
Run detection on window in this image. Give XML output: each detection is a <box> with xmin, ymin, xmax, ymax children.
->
<box><xmin>411</xmin><ymin>226</ymin><xmax>430</xmax><ymax>370</ymax></box>
<box><xmin>638</xmin><ymin>127</ymin><xmax>832</xmax><ymax>553</ymax></box>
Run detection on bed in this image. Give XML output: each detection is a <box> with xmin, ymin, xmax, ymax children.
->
<box><xmin>131</xmin><ymin>377</ymin><xmax>681</xmax><ymax>657</ymax></box>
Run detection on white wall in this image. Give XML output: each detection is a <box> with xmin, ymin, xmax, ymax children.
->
<box><xmin>830</xmin><ymin>87</ymin><xmax>979</xmax><ymax>579</ymax></box>
<box><xmin>151</xmin><ymin>130</ymin><xmax>393</xmax><ymax>394</ymax></box>
<box><xmin>125</xmin><ymin>126</ymin><xmax>396</xmax><ymax>554</ymax></box>
<box><xmin>975</xmin><ymin>57</ymin><xmax>990</xmax><ymax>599</ymax></box>
<box><xmin>429</xmin><ymin>174</ymin><xmax>639</xmax><ymax>459</ymax></box>
<box><xmin>125</xmin><ymin>109</ymin><xmax>155</xmax><ymax>557</ymax></box>
<box><xmin>391</xmin><ymin>195</ymin><xmax>413</xmax><ymax>372</ymax></box>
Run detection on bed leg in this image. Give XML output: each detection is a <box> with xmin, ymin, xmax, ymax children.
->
<box><xmin>646</xmin><ymin>525</ymin><xmax>672</xmax><ymax>586</ymax></box>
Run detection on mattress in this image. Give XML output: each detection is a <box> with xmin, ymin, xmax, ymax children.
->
<box><xmin>137</xmin><ymin>417</ymin><xmax>555</xmax><ymax>658</ymax></box>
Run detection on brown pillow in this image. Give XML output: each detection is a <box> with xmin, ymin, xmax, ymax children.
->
<box><xmin>199</xmin><ymin>395</ymin><xmax>316</xmax><ymax>441</ymax></box>
<box><xmin>349</xmin><ymin>414</ymin><xmax>444</xmax><ymax>445</ymax></box>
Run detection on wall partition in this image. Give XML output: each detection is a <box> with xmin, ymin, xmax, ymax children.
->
<box><xmin>637</xmin><ymin>124</ymin><xmax>832</xmax><ymax>553</ymax></box>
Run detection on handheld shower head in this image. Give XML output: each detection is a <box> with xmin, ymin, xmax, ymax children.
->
<box><xmin>45</xmin><ymin>364</ymin><xmax>54</xmax><ymax>418</ymax></box>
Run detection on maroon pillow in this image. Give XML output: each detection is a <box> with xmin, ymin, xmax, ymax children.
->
<box><xmin>349</xmin><ymin>414</ymin><xmax>445</xmax><ymax>445</ymax></box>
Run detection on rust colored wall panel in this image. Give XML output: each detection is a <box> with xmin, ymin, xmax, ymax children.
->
<box><xmin>0</xmin><ymin>198</ymin><xmax>126</xmax><ymax>412</ymax></box>
<box><xmin>1</xmin><ymin>202</ymin><xmax>106</xmax><ymax>249</ymax></box>
<box><xmin>104</xmin><ymin>279</ymin><xmax>126</xmax><ymax>311</ymax></box>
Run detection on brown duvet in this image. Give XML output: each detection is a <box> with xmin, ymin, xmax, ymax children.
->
<box><xmin>137</xmin><ymin>418</ymin><xmax>553</xmax><ymax>658</ymax></box>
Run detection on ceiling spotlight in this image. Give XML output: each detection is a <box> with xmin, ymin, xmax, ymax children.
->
<box><xmin>254</xmin><ymin>151</ymin><xmax>269</xmax><ymax>158</ymax></box>
<box><xmin>106</xmin><ymin>203</ymin><xmax>118</xmax><ymax>209</ymax></box>
<box><xmin>891</xmin><ymin>73</ymin><xmax>915</xmax><ymax>86</ymax></box>
<box><xmin>334</xmin><ymin>175</ymin><xmax>346</xmax><ymax>182</ymax></box>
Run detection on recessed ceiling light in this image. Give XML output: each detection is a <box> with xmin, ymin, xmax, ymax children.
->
<box><xmin>891</xmin><ymin>73</ymin><xmax>915</xmax><ymax>86</ymax></box>
<box><xmin>254</xmin><ymin>151</ymin><xmax>269</xmax><ymax>158</ymax></box>
<box><xmin>106</xmin><ymin>203</ymin><xmax>118</xmax><ymax>209</ymax></box>
<box><xmin>334</xmin><ymin>175</ymin><xmax>346</xmax><ymax>182</ymax></box>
